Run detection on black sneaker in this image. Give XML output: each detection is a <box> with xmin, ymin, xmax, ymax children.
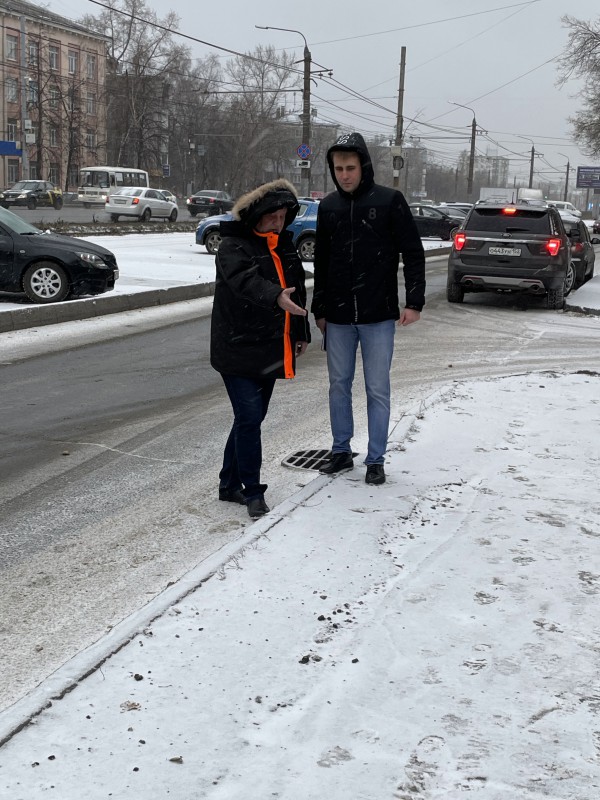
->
<box><xmin>319</xmin><ymin>452</ymin><xmax>354</xmax><ymax>475</ymax></box>
<box><xmin>247</xmin><ymin>496</ymin><xmax>270</xmax><ymax>519</ymax></box>
<box><xmin>219</xmin><ymin>488</ymin><xmax>246</xmax><ymax>505</ymax></box>
<box><xmin>365</xmin><ymin>464</ymin><xmax>386</xmax><ymax>485</ymax></box>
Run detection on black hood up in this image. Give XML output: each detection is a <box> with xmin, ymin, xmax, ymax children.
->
<box><xmin>327</xmin><ymin>132</ymin><xmax>375</xmax><ymax>197</ymax></box>
<box><xmin>232</xmin><ymin>178</ymin><xmax>299</xmax><ymax>230</ymax></box>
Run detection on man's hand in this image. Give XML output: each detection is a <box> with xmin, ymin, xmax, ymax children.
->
<box><xmin>315</xmin><ymin>317</ymin><xmax>326</xmax><ymax>334</ymax></box>
<box><xmin>398</xmin><ymin>308</ymin><xmax>421</xmax><ymax>326</ymax></box>
<box><xmin>278</xmin><ymin>287</ymin><xmax>307</xmax><ymax>316</ymax></box>
<box><xmin>296</xmin><ymin>341</ymin><xmax>308</xmax><ymax>356</ymax></box>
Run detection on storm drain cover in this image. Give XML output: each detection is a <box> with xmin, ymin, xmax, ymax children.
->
<box><xmin>281</xmin><ymin>449</ymin><xmax>358</xmax><ymax>471</ymax></box>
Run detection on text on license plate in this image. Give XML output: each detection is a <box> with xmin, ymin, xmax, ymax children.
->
<box><xmin>489</xmin><ymin>246</ymin><xmax>521</xmax><ymax>256</ymax></box>
<box><xmin>114</xmin><ymin>199</ymin><xmax>127</xmax><ymax>204</ymax></box>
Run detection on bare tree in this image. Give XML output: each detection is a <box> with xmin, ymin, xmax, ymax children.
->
<box><xmin>80</xmin><ymin>0</ymin><xmax>188</xmax><ymax>171</ymax></box>
<box><xmin>557</xmin><ymin>15</ymin><xmax>600</xmax><ymax>157</ymax></box>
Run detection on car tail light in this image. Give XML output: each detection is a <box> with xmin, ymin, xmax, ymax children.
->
<box><xmin>571</xmin><ymin>242</ymin><xmax>584</xmax><ymax>253</ymax></box>
<box><xmin>545</xmin><ymin>238</ymin><xmax>561</xmax><ymax>256</ymax></box>
<box><xmin>454</xmin><ymin>232</ymin><xmax>467</xmax><ymax>251</ymax></box>
<box><xmin>105</xmin><ymin>197</ymin><xmax>109</xmax><ymax>204</ymax></box>
<box><xmin>502</xmin><ymin>207</ymin><xmax>517</xmax><ymax>215</ymax></box>
<box><xmin>132</xmin><ymin>197</ymin><xmax>139</xmax><ymax>205</ymax></box>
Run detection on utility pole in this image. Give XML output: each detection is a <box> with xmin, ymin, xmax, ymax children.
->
<box><xmin>449</xmin><ymin>101</ymin><xmax>476</xmax><ymax>198</ymax></box>
<box><xmin>256</xmin><ymin>26</ymin><xmax>317</xmax><ymax>197</ymax></box>
<box><xmin>529</xmin><ymin>145</ymin><xmax>535</xmax><ymax>189</ymax></box>
<box><xmin>301</xmin><ymin>39</ymin><xmax>311</xmax><ymax>197</ymax></box>
<box><xmin>563</xmin><ymin>160</ymin><xmax>570</xmax><ymax>202</ymax></box>
<box><xmin>392</xmin><ymin>46</ymin><xmax>406</xmax><ymax>190</ymax></box>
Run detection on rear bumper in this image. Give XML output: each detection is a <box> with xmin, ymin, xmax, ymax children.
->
<box><xmin>449</xmin><ymin>257</ymin><xmax>567</xmax><ymax>293</ymax></box>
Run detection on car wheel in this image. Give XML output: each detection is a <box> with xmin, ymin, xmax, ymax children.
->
<box><xmin>449</xmin><ymin>226</ymin><xmax>460</xmax><ymax>240</ymax></box>
<box><xmin>297</xmin><ymin>235</ymin><xmax>316</xmax><ymax>262</ymax></box>
<box><xmin>572</xmin><ymin>261</ymin><xmax>586</xmax><ymax>290</ymax></box>
<box><xmin>563</xmin><ymin>261</ymin><xmax>575</xmax><ymax>296</ymax></box>
<box><xmin>110</xmin><ymin>214</ymin><xmax>119</xmax><ymax>222</ymax></box>
<box><xmin>140</xmin><ymin>207</ymin><xmax>152</xmax><ymax>222</ymax></box>
<box><xmin>53</xmin><ymin>196</ymin><xmax>63</xmax><ymax>210</ymax></box>
<box><xmin>168</xmin><ymin>209</ymin><xmax>178</xmax><ymax>222</ymax></box>
<box><xmin>189</xmin><ymin>210</ymin><xmax>197</xmax><ymax>217</ymax></box>
<box><xmin>83</xmin><ymin>202</ymin><xmax>91</xmax><ymax>209</ymax></box>
<box><xmin>585</xmin><ymin>260</ymin><xmax>594</xmax><ymax>282</ymax></box>
<box><xmin>22</xmin><ymin>261</ymin><xmax>70</xmax><ymax>304</ymax></box>
<box><xmin>446</xmin><ymin>281</ymin><xmax>464</xmax><ymax>303</ymax></box>
<box><xmin>205</xmin><ymin>230</ymin><xmax>222</xmax><ymax>255</ymax></box>
<box><xmin>27</xmin><ymin>197</ymin><xmax>37</xmax><ymax>210</ymax></box>
<box><xmin>547</xmin><ymin>282</ymin><xmax>565</xmax><ymax>310</ymax></box>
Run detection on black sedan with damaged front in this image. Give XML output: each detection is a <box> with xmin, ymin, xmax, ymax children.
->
<box><xmin>0</xmin><ymin>206</ymin><xmax>118</xmax><ymax>304</ymax></box>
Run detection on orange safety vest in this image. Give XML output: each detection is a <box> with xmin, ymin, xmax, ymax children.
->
<box><xmin>254</xmin><ymin>230</ymin><xmax>295</xmax><ymax>379</ymax></box>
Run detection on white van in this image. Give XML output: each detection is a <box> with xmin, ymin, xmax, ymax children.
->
<box><xmin>548</xmin><ymin>200</ymin><xmax>582</xmax><ymax>217</ymax></box>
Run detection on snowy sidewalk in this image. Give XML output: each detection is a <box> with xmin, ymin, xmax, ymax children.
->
<box><xmin>1</xmin><ymin>372</ymin><xmax>600</xmax><ymax>799</ymax></box>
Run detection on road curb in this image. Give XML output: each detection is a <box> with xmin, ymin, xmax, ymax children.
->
<box><xmin>0</xmin><ymin>282</ymin><xmax>215</xmax><ymax>333</ymax></box>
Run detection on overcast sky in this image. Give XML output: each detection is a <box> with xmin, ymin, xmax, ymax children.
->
<box><xmin>45</xmin><ymin>0</ymin><xmax>600</xmax><ymax>194</ymax></box>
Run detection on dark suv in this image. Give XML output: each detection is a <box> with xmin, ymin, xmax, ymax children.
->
<box><xmin>0</xmin><ymin>180</ymin><xmax>63</xmax><ymax>210</ymax></box>
<box><xmin>447</xmin><ymin>203</ymin><xmax>574</xmax><ymax>309</ymax></box>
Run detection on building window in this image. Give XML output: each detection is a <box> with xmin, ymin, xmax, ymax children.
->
<box><xmin>6</xmin><ymin>34</ymin><xmax>18</xmax><ymax>61</ymax></box>
<box><xmin>5</xmin><ymin>77</ymin><xmax>18</xmax><ymax>103</ymax></box>
<box><xmin>28</xmin><ymin>39</ymin><xmax>39</xmax><ymax>66</ymax></box>
<box><xmin>49</xmin><ymin>163</ymin><xmax>60</xmax><ymax>185</ymax></box>
<box><xmin>86</xmin><ymin>53</ymin><xmax>96</xmax><ymax>80</ymax></box>
<box><xmin>49</xmin><ymin>87</ymin><xmax>60</xmax><ymax>109</ymax></box>
<box><xmin>86</xmin><ymin>129</ymin><xmax>97</xmax><ymax>149</ymax></box>
<box><xmin>7</xmin><ymin>119</ymin><xmax>18</xmax><ymax>142</ymax></box>
<box><xmin>49</xmin><ymin>45</ymin><xmax>59</xmax><ymax>71</ymax></box>
<box><xmin>86</xmin><ymin>92</ymin><xmax>96</xmax><ymax>115</ymax></box>
<box><xmin>7</xmin><ymin>159</ymin><xmax>19</xmax><ymax>183</ymax></box>
<box><xmin>29</xmin><ymin>163</ymin><xmax>37</xmax><ymax>180</ymax></box>
<box><xmin>28</xmin><ymin>81</ymin><xmax>39</xmax><ymax>104</ymax></box>
<box><xmin>50</xmin><ymin>127</ymin><xmax>59</xmax><ymax>147</ymax></box>
<box><xmin>68</xmin><ymin>50</ymin><xmax>78</xmax><ymax>75</ymax></box>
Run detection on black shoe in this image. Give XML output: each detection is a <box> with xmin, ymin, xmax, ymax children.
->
<box><xmin>247</xmin><ymin>496</ymin><xmax>270</xmax><ymax>519</ymax></box>
<box><xmin>365</xmin><ymin>464</ymin><xmax>386</xmax><ymax>485</ymax></box>
<box><xmin>219</xmin><ymin>488</ymin><xmax>246</xmax><ymax>505</ymax></box>
<box><xmin>319</xmin><ymin>451</ymin><xmax>354</xmax><ymax>475</ymax></box>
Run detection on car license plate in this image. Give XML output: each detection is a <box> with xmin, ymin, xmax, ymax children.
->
<box><xmin>114</xmin><ymin>199</ymin><xmax>126</xmax><ymax>204</ymax></box>
<box><xmin>489</xmin><ymin>246</ymin><xmax>521</xmax><ymax>256</ymax></box>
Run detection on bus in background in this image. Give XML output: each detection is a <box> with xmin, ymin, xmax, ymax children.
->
<box><xmin>78</xmin><ymin>166</ymin><xmax>149</xmax><ymax>207</ymax></box>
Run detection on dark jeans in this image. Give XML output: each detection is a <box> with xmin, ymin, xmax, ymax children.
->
<box><xmin>219</xmin><ymin>374</ymin><xmax>276</xmax><ymax>501</ymax></box>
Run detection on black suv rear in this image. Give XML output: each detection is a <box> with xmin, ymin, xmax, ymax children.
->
<box><xmin>447</xmin><ymin>203</ymin><xmax>574</xmax><ymax>309</ymax></box>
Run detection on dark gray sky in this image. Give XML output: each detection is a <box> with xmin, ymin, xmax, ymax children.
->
<box><xmin>47</xmin><ymin>0</ymin><xmax>600</xmax><ymax>195</ymax></box>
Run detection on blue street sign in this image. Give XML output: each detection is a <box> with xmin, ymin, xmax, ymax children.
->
<box><xmin>297</xmin><ymin>144</ymin><xmax>311</xmax><ymax>160</ymax></box>
<box><xmin>162</xmin><ymin>164</ymin><xmax>170</xmax><ymax>178</ymax></box>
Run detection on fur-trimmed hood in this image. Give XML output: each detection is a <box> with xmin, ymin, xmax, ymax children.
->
<box><xmin>232</xmin><ymin>179</ymin><xmax>299</xmax><ymax>230</ymax></box>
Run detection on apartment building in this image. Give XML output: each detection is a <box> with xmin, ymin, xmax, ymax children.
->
<box><xmin>0</xmin><ymin>0</ymin><xmax>109</xmax><ymax>189</ymax></box>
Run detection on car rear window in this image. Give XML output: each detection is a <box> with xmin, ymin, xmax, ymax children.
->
<box><xmin>466</xmin><ymin>208</ymin><xmax>552</xmax><ymax>234</ymax></box>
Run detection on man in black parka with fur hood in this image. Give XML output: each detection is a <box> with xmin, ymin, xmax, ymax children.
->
<box><xmin>312</xmin><ymin>132</ymin><xmax>425</xmax><ymax>486</ymax></box>
<box><xmin>211</xmin><ymin>179</ymin><xmax>310</xmax><ymax>519</ymax></box>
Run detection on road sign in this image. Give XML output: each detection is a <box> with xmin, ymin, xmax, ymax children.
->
<box><xmin>297</xmin><ymin>144</ymin><xmax>312</xmax><ymax>160</ymax></box>
<box><xmin>162</xmin><ymin>164</ymin><xmax>170</xmax><ymax>178</ymax></box>
<box><xmin>296</xmin><ymin>159</ymin><xmax>311</xmax><ymax>169</ymax></box>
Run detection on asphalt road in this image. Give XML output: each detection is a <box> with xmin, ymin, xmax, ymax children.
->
<box><xmin>2</xmin><ymin>263</ymin><xmax>600</xmax><ymax>713</ymax></box>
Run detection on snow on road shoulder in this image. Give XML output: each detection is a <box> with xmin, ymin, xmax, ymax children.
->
<box><xmin>2</xmin><ymin>371</ymin><xmax>599</xmax><ymax>799</ymax></box>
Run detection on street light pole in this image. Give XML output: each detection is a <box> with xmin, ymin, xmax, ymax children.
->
<box><xmin>256</xmin><ymin>25</ymin><xmax>311</xmax><ymax>197</ymax></box>
<box><xmin>558</xmin><ymin>153</ymin><xmax>570</xmax><ymax>202</ymax></box>
<box><xmin>449</xmin><ymin>101</ymin><xmax>476</xmax><ymax>198</ymax></box>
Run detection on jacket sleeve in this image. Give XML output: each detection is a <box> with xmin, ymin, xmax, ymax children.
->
<box><xmin>311</xmin><ymin>202</ymin><xmax>330</xmax><ymax>319</ymax></box>
<box><xmin>392</xmin><ymin>192</ymin><xmax>426</xmax><ymax>311</ymax></box>
<box><xmin>288</xmin><ymin>248</ymin><xmax>311</xmax><ymax>344</ymax></box>
<box><xmin>216</xmin><ymin>237</ymin><xmax>282</xmax><ymax>310</ymax></box>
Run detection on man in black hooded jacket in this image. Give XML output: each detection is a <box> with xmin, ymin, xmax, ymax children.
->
<box><xmin>211</xmin><ymin>179</ymin><xmax>310</xmax><ymax>519</ymax></box>
<box><xmin>312</xmin><ymin>132</ymin><xmax>425</xmax><ymax>485</ymax></box>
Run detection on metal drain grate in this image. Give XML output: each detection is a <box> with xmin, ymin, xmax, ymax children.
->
<box><xmin>281</xmin><ymin>449</ymin><xmax>358</xmax><ymax>472</ymax></box>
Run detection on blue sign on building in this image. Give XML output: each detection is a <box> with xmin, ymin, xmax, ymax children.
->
<box><xmin>0</xmin><ymin>141</ymin><xmax>22</xmax><ymax>157</ymax></box>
